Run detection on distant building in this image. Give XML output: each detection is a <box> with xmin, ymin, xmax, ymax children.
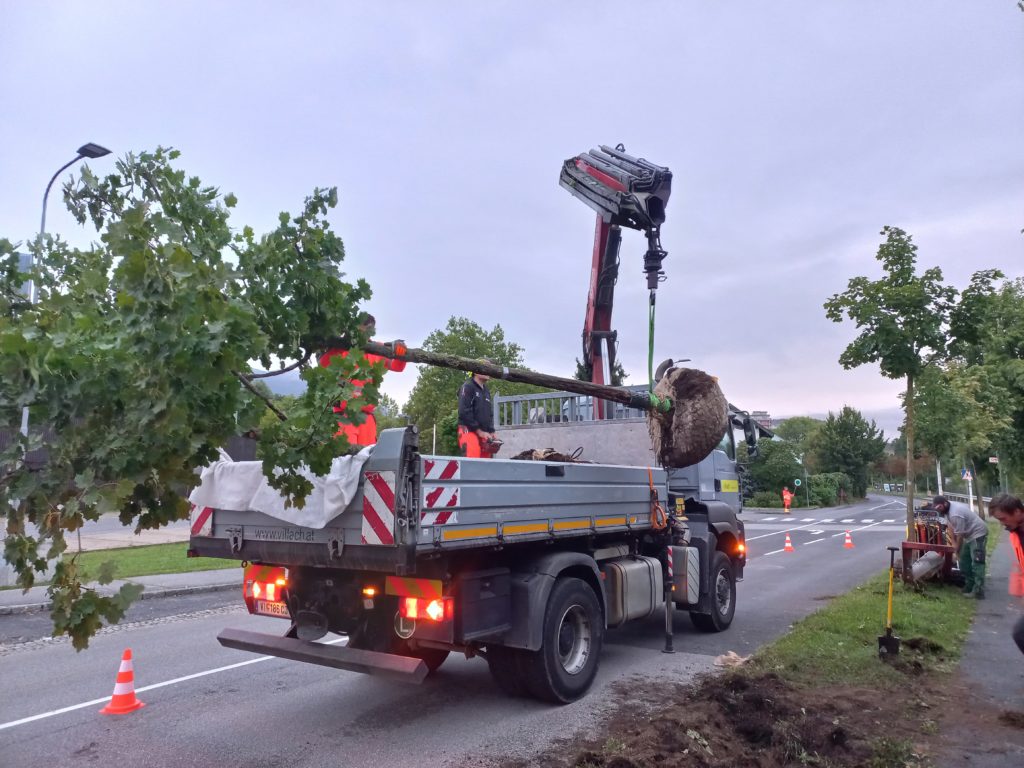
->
<box><xmin>750</xmin><ymin>410</ymin><xmax>773</xmax><ymax>429</ymax></box>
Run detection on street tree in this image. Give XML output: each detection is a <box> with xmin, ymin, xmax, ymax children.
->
<box><xmin>746</xmin><ymin>439</ymin><xmax>802</xmax><ymax>501</ymax></box>
<box><xmin>814</xmin><ymin>406</ymin><xmax>886</xmax><ymax>497</ymax></box>
<box><xmin>773</xmin><ymin>416</ymin><xmax>823</xmax><ymax>470</ymax></box>
<box><xmin>0</xmin><ymin>148</ymin><xmax>377</xmax><ymax>648</ymax></box>
<box><xmin>824</xmin><ymin>226</ymin><xmax>956</xmax><ymax>533</ymax></box>
<box><xmin>574</xmin><ymin>357</ymin><xmax>628</xmax><ymax>386</ymax></box>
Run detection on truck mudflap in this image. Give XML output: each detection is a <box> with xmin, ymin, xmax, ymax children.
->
<box><xmin>217</xmin><ymin>628</ymin><xmax>428</xmax><ymax>684</ymax></box>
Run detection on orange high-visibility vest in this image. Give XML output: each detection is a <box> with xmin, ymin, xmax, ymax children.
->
<box><xmin>1010</xmin><ymin>531</ymin><xmax>1024</xmax><ymax>597</ymax></box>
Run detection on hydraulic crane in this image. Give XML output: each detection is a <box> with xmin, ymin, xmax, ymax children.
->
<box><xmin>559</xmin><ymin>145</ymin><xmax>672</xmax><ymax>416</ymax></box>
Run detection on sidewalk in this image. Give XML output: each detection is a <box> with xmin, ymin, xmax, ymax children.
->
<box><xmin>939</xmin><ymin>534</ymin><xmax>1024</xmax><ymax>766</ymax></box>
<box><xmin>1</xmin><ymin>514</ymin><xmax>240</xmax><ymax>614</ymax></box>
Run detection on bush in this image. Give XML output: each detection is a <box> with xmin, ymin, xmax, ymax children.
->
<box><xmin>749</xmin><ymin>491</ymin><xmax>783</xmax><ymax>508</ymax></box>
<box><xmin>807</xmin><ymin>472</ymin><xmax>853</xmax><ymax>506</ymax></box>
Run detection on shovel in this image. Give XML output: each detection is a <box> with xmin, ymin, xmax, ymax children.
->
<box><xmin>878</xmin><ymin>546</ymin><xmax>901</xmax><ymax>659</ymax></box>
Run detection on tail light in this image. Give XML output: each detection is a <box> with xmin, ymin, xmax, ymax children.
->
<box><xmin>243</xmin><ymin>565</ymin><xmax>289</xmax><ymax>615</ymax></box>
<box><xmin>399</xmin><ymin>597</ymin><xmax>453</xmax><ymax>622</ymax></box>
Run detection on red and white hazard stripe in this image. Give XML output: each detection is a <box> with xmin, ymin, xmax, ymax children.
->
<box><xmin>421</xmin><ymin>483</ymin><xmax>460</xmax><ymax>526</ymax></box>
<box><xmin>362</xmin><ymin>470</ymin><xmax>396</xmax><ymax>545</ymax></box>
<box><xmin>190</xmin><ymin>504</ymin><xmax>214</xmax><ymax>537</ymax></box>
<box><xmin>422</xmin><ymin>458</ymin><xmax>460</xmax><ymax>481</ymax></box>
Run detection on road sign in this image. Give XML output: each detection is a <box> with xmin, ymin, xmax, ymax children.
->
<box><xmin>961</xmin><ymin>468</ymin><xmax>972</xmax><ymax>481</ymax></box>
<box><xmin>794</xmin><ymin>478</ymin><xmax>802</xmax><ymax>487</ymax></box>
<box><xmin>989</xmin><ymin>456</ymin><xmax>999</xmax><ymax>464</ymax></box>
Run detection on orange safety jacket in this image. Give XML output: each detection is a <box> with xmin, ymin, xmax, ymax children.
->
<box><xmin>1010</xmin><ymin>529</ymin><xmax>1024</xmax><ymax>597</ymax></box>
<box><xmin>319</xmin><ymin>347</ymin><xmax>406</xmax><ymax>414</ymax></box>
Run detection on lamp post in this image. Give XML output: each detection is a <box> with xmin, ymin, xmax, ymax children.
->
<box><xmin>19</xmin><ymin>143</ymin><xmax>112</xmax><ymax>437</ymax></box>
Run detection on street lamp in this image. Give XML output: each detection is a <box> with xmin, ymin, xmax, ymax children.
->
<box><xmin>20</xmin><ymin>143</ymin><xmax>112</xmax><ymax>437</ymax></box>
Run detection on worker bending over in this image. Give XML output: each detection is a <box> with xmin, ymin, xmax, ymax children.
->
<box><xmin>933</xmin><ymin>495</ymin><xmax>988</xmax><ymax>599</ymax></box>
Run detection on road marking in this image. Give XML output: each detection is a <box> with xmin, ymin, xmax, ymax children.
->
<box><xmin>746</xmin><ymin>520</ymin><xmax>821</xmax><ymax>541</ymax></box>
<box><xmin>870</xmin><ymin>500</ymin><xmax>903</xmax><ymax>511</ymax></box>
<box><xmin>861</xmin><ymin>519</ymin><xmax>874</xmax><ymax>523</ymax></box>
<box><xmin>0</xmin><ymin>638</ymin><xmax>346</xmax><ymax>731</ymax></box>
<box><xmin>841</xmin><ymin>519</ymin><xmax>854</xmax><ymax>523</ymax></box>
<box><xmin>761</xmin><ymin>516</ymin><xmax>777</xmax><ymax>521</ymax></box>
<box><xmin>833</xmin><ymin>520</ymin><xmax>884</xmax><ymax>537</ymax></box>
<box><xmin>804</xmin><ymin>538</ymin><xmax>826</xmax><ymax>545</ymax></box>
<box><xmin>800</xmin><ymin>518</ymin><xmax>814</xmax><ymax>522</ymax></box>
<box><xmin>821</xmin><ymin>518</ymin><xmax>834</xmax><ymax>523</ymax></box>
<box><xmin>808</xmin><ymin>530</ymin><xmax>824</xmax><ymax>535</ymax></box>
<box><xmin>761</xmin><ymin>548</ymin><xmax>786</xmax><ymax>556</ymax></box>
<box><xmin>883</xmin><ymin>519</ymin><xmax>895</xmax><ymax>523</ymax></box>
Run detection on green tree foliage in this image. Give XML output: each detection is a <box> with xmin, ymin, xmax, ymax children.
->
<box><xmin>773</xmin><ymin>416</ymin><xmax>823</xmax><ymax>468</ymax></box>
<box><xmin>746</xmin><ymin>440</ymin><xmax>802</xmax><ymax>500</ymax></box>
<box><xmin>0</xmin><ymin>149</ymin><xmax>376</xmax><ymax>648</ymax></box>
<box><xmin>374</xmin><ymin>392</ymin><xmax>406</xmax><ymax>433</ymax></box>
<box><xmin>814</xmin><ymin>407</ymin><xmax>886</xmax><ymax>498</ymax></box>
<box><xmin>824</xmin><ymin>226</ymin><xmax>956</xmax><ymax>530</ymax></box>
<box><xmin>574</xmin><ymin>357</ymin><xmax>628</xmax><ymax>386</ymax></box>
<box><xmin>403</xmin><ymin>316</ymin><xmax>544</xmax><ymax>439</ymax></box>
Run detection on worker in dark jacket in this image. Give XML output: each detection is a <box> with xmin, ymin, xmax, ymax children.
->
<box><xmin>458</xmin><ymin>368</ymin><xmax>498</xmax><ymax>458</ymax></box>
<box><xmin>989</xmin><ymin>493</ymin><xmax>1024</xmax><ymax>655</ymax></box>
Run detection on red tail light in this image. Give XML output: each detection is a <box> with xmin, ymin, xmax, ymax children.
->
<box><xmin>399</xmin><ymin>597</ymin><xmax>453</xmax><ymax>622</ymax></box>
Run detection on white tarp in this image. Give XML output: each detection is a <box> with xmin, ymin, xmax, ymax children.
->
<box><xmin>188</xmin><ymin>447</ymin><xmax>372</xmax><ymax>529</ymax></box>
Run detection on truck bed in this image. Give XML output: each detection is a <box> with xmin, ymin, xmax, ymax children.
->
<box><xmin>189</xmin><ymin>428</ymin><xmax>667</xmax><ymax>571</ymax></box>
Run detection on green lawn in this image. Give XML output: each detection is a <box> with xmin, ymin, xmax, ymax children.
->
<box><xmin>752</xmin><ymin>523</ymin><xmax>1003</xmax><ymax>688</ymax></box>
<box><xmin>65</xmin><ymin>543</ymin><xmax>240</xmax><ymax>582</ymax></box>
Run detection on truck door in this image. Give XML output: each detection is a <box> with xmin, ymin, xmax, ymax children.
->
<box><xmin>710</xmin><ymin>429</ymin><xmax>741</xmax><ymax>511</ymax></box>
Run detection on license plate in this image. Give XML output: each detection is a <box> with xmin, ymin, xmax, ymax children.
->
<box><xmin>254</xmin><ymin>600</ymin><xmax>290</xmax><ymax>618</ymax></box>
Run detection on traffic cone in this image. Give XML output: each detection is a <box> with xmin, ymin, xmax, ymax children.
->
<box><xmin>843</xmin><ymin>530</ymin><xmax>855</xmax><ymax>549</ymax></box>
<box><xmin>100</xmin><ymin>648</ymin><xmax>145</xmax><ymax>715</ymax></box>
<box><xmin>784</xmin><ymin>533</ymin><xmax>795</xmax><ymax>553</ymax></box>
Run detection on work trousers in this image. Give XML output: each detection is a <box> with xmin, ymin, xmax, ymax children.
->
<box><xmin>959</xmin><ymin>535</ymin><xmax>987</xmax><ymax>594</ymax></box>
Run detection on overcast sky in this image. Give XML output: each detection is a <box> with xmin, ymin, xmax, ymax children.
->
<box><xmin>2</xmin><ymin>1</ymin><xmax>1022</xmax><ymax>436</ymax></box>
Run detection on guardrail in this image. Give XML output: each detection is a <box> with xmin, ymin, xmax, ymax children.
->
<box><xmin>495</xmin><ymin>386</ymin><xmax>649</xmax><ymax>428</ymax></box>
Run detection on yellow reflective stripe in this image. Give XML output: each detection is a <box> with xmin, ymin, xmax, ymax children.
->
<box><xmin>385</xmin><ymin>576</ymin><xmax>443</xmax><ymax>600</ymax></box>
<box><xmin>553</xmin><ymin>520</ymin><xmax>589</xmax><ymax>531</ymax></box>
<box><xmin>442</xmin><ymin>526</ymin><xmax>498</xmax><ymax>541</ymax></box>
<box><xmin>503</xmin><ymin>523</ymin><xmax>548</xmax><ymax>535</ymax></box>
<box><xmin>595</xmin><ymin>516</ymin><xmax>627</xmax><ymax>527</ymax></box>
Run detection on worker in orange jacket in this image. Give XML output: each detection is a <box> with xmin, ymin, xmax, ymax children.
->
<box><xmin>318</xmin><ymin>314</ymin><xmax>405</xmax><ymax>447</ymax></box>
<box><xmin>989</xmin><ymin>493</ymin><xmax>1024</xmax><ymax>655</ymax></box>
<box><xmin>781</xmin><ymin>486</ymin><xmax>794</xmax><ymax>514</ymax></box>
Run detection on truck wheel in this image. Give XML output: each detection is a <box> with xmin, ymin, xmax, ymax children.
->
<box><xmin>690</xmin><ymin>551</ymin><xmax>736</xmax><ymax>632</ymax></box>
<box><xmin>521</xmin><ymin>577</ymin><xmax>603</xmax><ymax>703</ymax></box>
<box><xmin>487</xmin><ymin>646</ymin><xmax>529</xmax><ymax>697</ymax></box>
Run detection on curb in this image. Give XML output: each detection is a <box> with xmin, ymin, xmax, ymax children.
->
<box><xmin>0</xmin><ymin>580</ymin><xmax>241</xmax><ymax>616</ymax></box>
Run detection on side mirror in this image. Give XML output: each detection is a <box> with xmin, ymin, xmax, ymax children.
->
<box><xmin>743</xmin><ymin>417</ymin><xmax>759</xmax><ymax>458</ymax></box>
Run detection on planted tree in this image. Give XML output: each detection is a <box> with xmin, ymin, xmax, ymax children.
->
<box><xmin>824</xmin><ymin>227</ymin><xmax>956</xmax><ymax>534</ymax></box>
<box><xmin>1</xmin><ymin>149</ymin><xmax>377</xmax><ymax>648</ymax></box>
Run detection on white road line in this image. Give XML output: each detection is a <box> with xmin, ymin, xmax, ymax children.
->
<box><xmin>861</xmin><ymin>519</ymin><xmax>874</xmax><ymax>523</ymax></box>
<box><xmin>841</xmin><ymin>519</ymin><xmax>854</xmax><ymax>523</ymax></box>
<box><xmin>746</xmin><ymin>520</ymin><xmax>821</xmax><ymax>541</ymax></box>
<box><xmin>832</xmin><ymin>520</ymin><xmax>884</xmax><ymax>537</ymax></box>
<box><xmin>761</xmin><ymin>548</ymin><xmax>786</xmax><ymax>556</ymax></box>
<box><xmin>761</xmin><ymin>516</ymin><xmax>777</xmax><ymax>521</ymax></box>
<box><xmin>870</xmin><ymin>500</ymin><xmax>903</xmax><ymax>511</ymax></box>
<box><xmin>804</xmin><ymin>538</ymin><xmax>826</xmax><ymax>545</ymax></box>
<box><xmin>808</xmin><ymin>530</ymin><xmax>824</xmax><ymax>535</ymax></box>
<box><xmin>821</xmin><ymin>518</ymin><xmax>834</xmax><ymax>523</ymax></box>
<box><xmin>0</xmin><ymin>638</ymin><xmax>346</xmax><ymax>731</ymax></box>
<box><xmin>883</xmin><ymin>519</ymin><xmax>895</xmax><ymax>523</ymax></box>
<box><xmin>800</xmin><ymin>518</ymin><xmax>814</xmax><ymax>522</ymax></box>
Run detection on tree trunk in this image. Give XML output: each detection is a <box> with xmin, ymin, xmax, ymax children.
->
<box><xmin>905</xmin><ymin>374</ymin><xmax>917</xmax><ymax>541</ymax></box>
<box><xmin>970</xmin><ymin>458</ymin><xmax>984</xmax><ymax>518</ymax></box>
<box><xmin>330</xmin><ymin>338</ymin><xmax>672</xmax><ymax>413</ymax></box>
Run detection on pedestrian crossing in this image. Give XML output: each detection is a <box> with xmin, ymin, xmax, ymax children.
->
<box><xmin>745</xmin><ymin>515</ymin><xmax>902</xmax><ymax>526</ymax></box>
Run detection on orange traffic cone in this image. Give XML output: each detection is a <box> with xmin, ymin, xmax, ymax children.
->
<box><xmin>843</xmin><ymin>530</ymin><xmax>855</xmax><ymax>549</ymax></box>
<box><xmin>100</xmin><ymin>648</ymin><xmax>145</xmax><ymax>715</ymax></box>
<box><xmin>784</xmin><ymin>533</ymin><xmax>795</xmax><ymax>553</ymax></box>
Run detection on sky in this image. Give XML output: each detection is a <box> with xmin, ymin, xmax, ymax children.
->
<box><xmin>2</xmin><ymin>1</ymin><xmax>1022</xmax><ymax>438</ymax></box>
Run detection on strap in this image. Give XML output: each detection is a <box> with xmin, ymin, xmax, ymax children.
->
<box><xmin>647</xmin><ymin>467</ymin><xmax>668</xmax><ymax>531</ymax></box>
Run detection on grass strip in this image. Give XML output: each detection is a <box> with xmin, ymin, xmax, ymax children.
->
<box><xmin>65</xmin><ymin>543</ymin><xmax>240</xmax><ymax>582</ymax></box>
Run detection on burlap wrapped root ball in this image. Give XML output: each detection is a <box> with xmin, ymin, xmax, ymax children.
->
<box><xmin>647</xmin><ymin>367</ymin><xmax>728</xmax><ymax>468</ymax></box>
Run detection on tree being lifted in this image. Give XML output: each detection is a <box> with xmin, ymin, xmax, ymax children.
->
<box><xmin>1</xmin><ymin>149</ymin><xmax>729</xmax><ymax>648</ymax></box>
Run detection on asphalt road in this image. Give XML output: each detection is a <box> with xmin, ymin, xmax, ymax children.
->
<box><xmin>0</xmin><ymin>496</ymin><xmax>908</xmax><ymax>768</ymax></box>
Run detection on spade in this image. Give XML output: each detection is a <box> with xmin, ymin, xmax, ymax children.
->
<box><xmin>879</xmin><ymin>546</ymin><xmax>901</xmax><ymax>659</ymax></box>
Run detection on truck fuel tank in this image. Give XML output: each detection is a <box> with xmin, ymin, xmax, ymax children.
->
<box><xmin>602</xmin><ymin>556</ymin><xmax>663</xmax><ymax>628</ymax></box>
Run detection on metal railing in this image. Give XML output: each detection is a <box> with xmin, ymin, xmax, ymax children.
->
<box><xmin>495</xmin><ymin>386</ymin><xmax>649</xmax><ymax>428</ymax></box>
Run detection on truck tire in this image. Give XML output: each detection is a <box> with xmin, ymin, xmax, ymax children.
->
<box><xmin>690</xmin><ymin>551</ymin><xmax>736</xmax><ymax>632</ymax></box>
<box><xmin>520</xmin><ymin>577</ymin><xmax>603</xmax><ymax>703</ymax></box>
<box><xmin>487</xmin><ymin>646</ymin><xmax>529</xmax><ymax>697</ymax></box>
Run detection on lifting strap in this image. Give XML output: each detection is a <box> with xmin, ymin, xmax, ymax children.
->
<box><xmin>648</xmin><ymin>467</ymin><xmax>668</xmax><ymax>531</ymax></box>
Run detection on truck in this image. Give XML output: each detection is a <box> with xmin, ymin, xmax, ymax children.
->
<box><xmin>187</xmin><ymin>145</ymin><xmax>758</xmax><ymax>702</ymax></box>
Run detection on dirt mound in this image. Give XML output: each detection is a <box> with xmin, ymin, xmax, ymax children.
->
<box><xmin>647</xmin><ymin>368</ymin><xmax>728</xmax><ymax>468</ymax></box>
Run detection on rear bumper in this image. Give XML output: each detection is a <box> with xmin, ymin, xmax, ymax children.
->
<box><xmin>217</xmin><ymin>627</ymin><xmax>428</xmax><ymax>683</ymax></box>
